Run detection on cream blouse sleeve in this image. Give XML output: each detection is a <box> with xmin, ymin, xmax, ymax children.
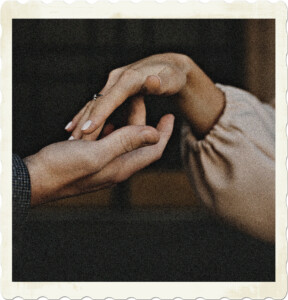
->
<box><xmin>181</xmin><ymin>84</ymin><xmax>275</xmax><ymax>242</ymax></box>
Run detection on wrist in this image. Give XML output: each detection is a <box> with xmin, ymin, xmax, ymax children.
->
<box><xmin>23</xmin><ymin>153</ymin><xmax>50</xmax><ymax>207</ymax></box>
<box><xmin>177</xmin><ymin>62</ymin><xmax>226</xmax><ymax>139</ymax></box>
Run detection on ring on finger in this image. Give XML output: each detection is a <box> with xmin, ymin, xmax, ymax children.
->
<box><xmin>93</xmin><ymin>93</ymin><xmax>103</xmax><ymax>100</ymax></box>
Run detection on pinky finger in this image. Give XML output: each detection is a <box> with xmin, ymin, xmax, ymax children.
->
<box><xmin>127</xmin><ymin>95</ymin><xmax>146</xmax><ymax>126</ymax></box>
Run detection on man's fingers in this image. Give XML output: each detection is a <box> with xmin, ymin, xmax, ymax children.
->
<box><xmin>127</xmin><ymin>95</ymin><xmax>146</xmax><ymax>126</ymax></box>
<box><xmin>79</xmin><ymin>114</ymin><xmax>175</xmax><ymax>188</ymax></box>
<box><xmin>155</xmin><ymin>113</ymin><xmax>175</xmax><ymax>135</ymax></box>
<box><xmin>103</xmin><ymin>114</ymin><xmax>175</xmax><ymax>183</ymax></box>
<box><xmin>91</xmin><ymin>124</ymin><xmax>160</xmax><ymax>171</ymax></box>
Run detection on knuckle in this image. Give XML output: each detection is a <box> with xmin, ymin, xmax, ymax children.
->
<box><xmin>119</xmin><ymin>135</ymin><xmax>135</xmax><ymax>153</ymax></box>
<box><xmin>121</xmin><ymin>68</ymin><xmax>139</xmax><ymax>81</ymax></box>
<box><xmin>108</xmin><ymin>68</ymin><xmax>122</xmax><ymax>80</ymax></box>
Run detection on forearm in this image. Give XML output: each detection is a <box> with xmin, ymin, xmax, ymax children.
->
<box><xmin>178</xmin><ymin>57</ymin><xmax>226</xmax><ymax>139</ymax></box>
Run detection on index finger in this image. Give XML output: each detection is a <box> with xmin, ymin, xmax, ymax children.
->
<box><xmin>82</xmin><ymin>69</ymin><xmax>145</xmax><ymax>134</ymax></box>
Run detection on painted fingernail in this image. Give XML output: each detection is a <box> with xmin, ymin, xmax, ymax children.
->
<box><xmin>68</xmin><ymin>136</ymin><xmax>75</xmax><ymax>140</ymax></box>
<box><xmin>65</xmin><ymin>121</ymin><xmax>72</xmax><ymax>130</ymax></box>
<box><xmin>81</xmin><ymin>120</ymin><xmax>92</xmax><ymax>131</ymax></box>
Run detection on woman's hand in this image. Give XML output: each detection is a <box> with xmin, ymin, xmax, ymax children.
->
<box><xmin>65</xmin><ymin>53</ymin><xmax>225</xmax><ymax>140</ymax></box>
<box><xmin>25</xmin><ymin>97</ymin><xmax>174</xmax><ymax>206</ymax></box>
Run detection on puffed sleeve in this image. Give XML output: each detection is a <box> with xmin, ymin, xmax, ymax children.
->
<box><xmin>181</xmin><ymin>84</ymin><xmax>275</xmax><ymax>242</ymax></box>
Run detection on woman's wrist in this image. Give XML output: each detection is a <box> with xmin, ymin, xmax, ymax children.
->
<box><xmin>178</xmin><ymin>60</ymin><xmax>226</xmax><ymax>139</ymax></box>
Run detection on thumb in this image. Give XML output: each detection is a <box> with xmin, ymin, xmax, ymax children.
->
<box><xmin>143</xmin><ymin>75</ymin><xmax>162</xmax><ymax>94</ymax></box>
<box><xmin>93</xmin><ymin>125</ymin><xmax>160</xmax><ymax>170</ymax></box>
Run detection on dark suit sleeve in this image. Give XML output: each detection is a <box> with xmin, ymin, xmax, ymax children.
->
<box><xmin>13</xmin><ymin>154</ymin><xmax>31</xmax><ymax>229</ymax></box>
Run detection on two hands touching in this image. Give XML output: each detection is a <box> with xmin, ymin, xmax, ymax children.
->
<box><xmin>24</xmin><ymin>53</ymin><xmax>225</xmax><ymax>207</ymax></box>
<box><xmin>25</xmin><ymin>107</ymin><xmax>174</xmax><ymax>207</ymax></box>
<box><xmin>22</xmin><ymin>53</ymin><xmax>275</xmax><ymax>242</ymax></box>
<box><xmin>66</xmin><ymin>53</ymin><xmax>224</xmax><ymax>141</ymax></box>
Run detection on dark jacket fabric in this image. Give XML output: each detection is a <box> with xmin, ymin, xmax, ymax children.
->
<box><xmin>12</xmin><ymin>154</ymin><xmax>31</xmax><ymax>230</ymax></box>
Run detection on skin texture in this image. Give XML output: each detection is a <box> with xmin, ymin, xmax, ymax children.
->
<box><xmin>24</xmin><ymin>97</ymin><xmax>174</xmax><ymax>206</ymax></box>
<box><xmin>25</xmin><ymin>53</ymin><xmax>274</xmax><ymax>242</ymax></box>
<box><xmin>66</xmin><ymin>53</ymin><xmax>225</xmax><ymax>140</ymax></box>
<box><xmin>65</xmin><ymin>53</ymin><xmax>275</xmax><ymax>243</ymax></box>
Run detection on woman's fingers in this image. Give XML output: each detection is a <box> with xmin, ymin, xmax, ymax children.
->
<box><xmin>80</xmin><ymin>67</ymin><xmax>184</xmax><ymax>134</ymax></box>
<box><xmin>127</xmin><ymin>95</ymin><xmax>146</xmax><ymax>126</ymax></box>
<box><xmin>70</xmin><ymin>103</ymin><xmax>95</xmax><ymax>139</ymax></box>
<box><xmin>146</xmin><ymin>67</ymin><xmax>186</xmax><ymax>96</ymax></box>
<box><xmin>142</xmin><ymin>75</ymin><xmax>162</xmax><ymax>95</ymax></box>
<box><xmin>81</xmin><ymin>69</ymin><xmax>145</xmax><ymax>134</ymax></box>
<box><xmin>71</xmin><ymin>101</ymin><xmax>104</xmax><ymax>141</ymax></box>
<box><xmin>81</xmin><ymin>94</ymin><xmax>146</xmax><ymax>141</ymax></box>
<box><xmin>80</xmin><ymin>73</ymin><xmax>158</xmax><ymax>135</ymax></box>
<box><xmin>65</xmin><ymin>101</ymin><xmax>90</xmax><ymax>133</ymax></box>
<box><xmin>99</xmin><ymin>67</ymin><xmax>125</xmax><ymax>95</ymax></box>
<box><xmin>72</xmin><ymin>70</ymin><xmax>168</xmax><ymax>137</ymax></box>
<box><xmin>65</xmin><ymin>68</ymin><xmax>124</xmax><ymax>136</ymax></box>
<box><xmin>67</xmin><ymin>57</ymin><xmax>185</xmax><ymax>140</ymax></box>
<box><xmin>81</xmin><ymin>124</ymin><xmax>104</xmax><ymax>141</ymax></box>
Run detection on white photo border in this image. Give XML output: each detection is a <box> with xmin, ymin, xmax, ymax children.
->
<box><xmin>1</xmin><ymin>1</ymin><xmax>287</xmax><ymax>299</ymax></box>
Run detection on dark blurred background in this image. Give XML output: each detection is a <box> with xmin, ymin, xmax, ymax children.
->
<box><xmin>13</xmin><ymin>19</ymin><xmax>275</xmax><ymax>281</ymax></box>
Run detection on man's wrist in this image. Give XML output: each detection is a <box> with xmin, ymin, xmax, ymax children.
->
<box><xmin>23</xmin><ymin>154</ymin><xmax>47</xmax><ymax>207</ymax></box>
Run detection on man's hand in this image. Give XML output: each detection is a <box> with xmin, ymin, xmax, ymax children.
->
<box><xmin>24</xmin><ymin>103</ymin><xmax>174</xmax><ymax>206</ymax></box>
<box><xmin>65</xmin><ymin>53</ymin><xmax>225</xmax><ymax>140</ymax></box>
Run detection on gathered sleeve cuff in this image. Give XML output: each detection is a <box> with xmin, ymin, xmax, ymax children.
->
<box><xmin>181</xmin><ymin>84</ymin><xmax>275</xmax><ymax>240</ymax></box>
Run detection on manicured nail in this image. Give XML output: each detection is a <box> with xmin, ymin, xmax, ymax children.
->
<box><xmin>65</xmin><ymin>121</ymin><xmax>72</xmax><ymax>130</ymax></box>
<box><xmin>68</xmin><ymin>136</ymin><xmax>75</xmax><ymax>140</ymax></box>
<box><xmin>81</xmin><ymin>120</ymin><xmax>92</xmax><ymax>131</ymax></box>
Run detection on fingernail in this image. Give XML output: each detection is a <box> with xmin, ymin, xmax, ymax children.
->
<box><xmin>68</xmin><ymin>136</ymin><xmax>75</xmax><ymax>140</ymax></box>
<box><xmin>81</xmin><ymin>120</ymin><xmax>92</xmax><ymax>131</ymax></box>
<box><xmin>65</xmin><ymin>121</ymin><xmax>72</xmax><ymax>130</ymax></box>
